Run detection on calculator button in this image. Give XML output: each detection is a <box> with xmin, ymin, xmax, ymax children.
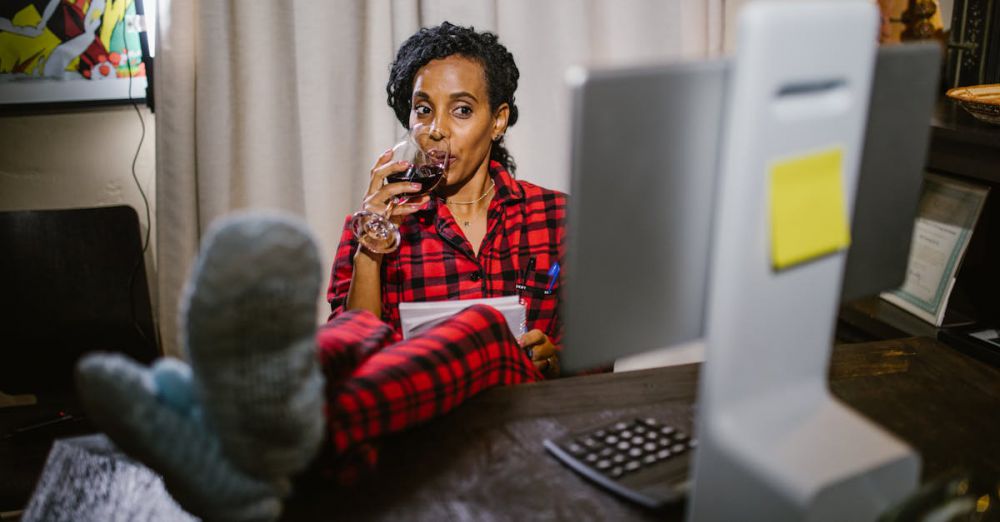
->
<box><xmin>643</xmin><ymin>417</ymin><xmax>660</xmax><ymax>427</ymax></box>
<box><xmin>604</xmin><ymin>435</ymin><xmax>619</xmax><ymax>445</ymax></box>
<box><xmin>643</xmin><ymin>442</ymin><xmax>658</xmax><ymax>452</ymax></box>
<box><xmin>643</xmin><ymin>454</ymin><xmax>658</xmax><ymax>465</ymax></box>
<box><xmin>674</xmin><ymin>433</ymin><xmax>689</xmax><ymax>442</ymax></box>
<box><xmin>657</xmin><ymin>448</ymin><xmax>672</xmax><ymax>460</ymax></box>
<box><xmin>580</xmin><ymin>437</ymin><xmax>601</xmax><ymax>449</ymax></box>
<box><xmin>599</xmin><ymin>447</ymin><xmax>615</xmax><ymax>458</ymax></box>
<box><xmin>565</xmin><ymin>442</ymin><xmax>586</xmax><ymax>456</ymax></box>
<box><xmin>596</xmin><ymin>459</ymin><xmax>612</xmax><ymax>470</ymax></box>
<box><xmin>630</xmin><ymin>436</ymin><xmax>644</xmax><ymax>446</ymax></box>
<box><xmin>659</xmin><ymin>438</ymin><xmax>672</xmax><ymax>448</ymax></box>
<box><xmin>612</xmin><ymin>454</ymin><xmax>626</xmax><ymax>464</ymax></box>
<box><xmin>628</xmin><ymin>447</ymin><xmax>643</xmax><ymax>458</ymax></box>
<box><xmin>672</xmin><ymin>443</ymin><xmax>686</xmax><ymax>454</ymax></box>
<box><xmin>624</xmin><ymin>461</ymin><xmax>641</xmax><ymax>472</ymax></box>
<box><xmin>586</xmin><ymin>453</ymin><xmax>599</xmax><ymax>463</ymax></box>
<box><xmin>609</xmin><ymin>466</ymin><xmax>624</xmax><ymax>478</ymax></box>
<box><xmin>617</xmin><ymin>441</ymin><xmax>630</xmax><ymax>451</ymax></box>
<box><xmin>594</xmin><ymin>430</ymin><xmax>607</xmax><ymax>439</ymax></box>
<box><xmin>634</xmin><ymin>425</ymin><xmax>647</xmax><ymax>434</ymax></box>
<box><xmin>645</xmin><ymin>431</ymin><xmax>658</xmax><ymax>440</ymax></box>
<box><xmin>660</xmin><ymin>426</ymin><xmax>675</xmax><ymax>436</ymax></box>
<box><xmin>620</xmin><ymin>430</ymin><xmax>633</xmax><ymax>439</ymax></box>
<box><xmin>688</xmin><ymin>440</ymin><xmax>698</xmax><ymax>449</ymax></box>
<box><xmin>613</xmin><ymin>422</ymin><xmax>629</xmax><ymax>432</ymax></box>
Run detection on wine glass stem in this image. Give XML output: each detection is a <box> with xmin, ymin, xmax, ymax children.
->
<box><xmin>381</xmin><ymin>197</ymin><xmax>408</xmax><ymax>219</ymax></box>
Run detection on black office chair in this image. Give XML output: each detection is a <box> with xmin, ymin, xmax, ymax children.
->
<box><xmin>0</xmin><ymin>206</ymin><xmax>161</xmax><ymax>513</ymax></box>
<box><xmin>0</xmin><ymin>205</ymin><xmax>160</xmax><ymax>400</ymax></box>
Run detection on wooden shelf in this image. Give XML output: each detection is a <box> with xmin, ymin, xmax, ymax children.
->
<box><xmin>837</xmin><ymin>98</ymin><xmax>1000</xmax><ymax>343</ymax></box>
<box><xmin>927</xmin><ymin>100</ymin><xmax>1000</xmax><ymax>186</ymax></box>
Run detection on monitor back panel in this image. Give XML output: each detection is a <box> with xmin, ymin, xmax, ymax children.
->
<box><xmin>841</xmin><ymin>43</ymin><xmax>942</xmax><ymax>301</ymax></box>
<box><xmin>562</xmin><ymin>61</ymin><xmax>727</xmax><ymax>374</ymax></box>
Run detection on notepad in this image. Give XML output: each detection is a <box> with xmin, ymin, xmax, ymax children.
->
<box><xmin>398</xmin><ymin>295</ymin><xmax>527</xmax><ymax>340</ymax></box>
<box><xmin>769</xmin><ymin>147</ymin><xmax>851</xmax><ymax>270</ymax></box>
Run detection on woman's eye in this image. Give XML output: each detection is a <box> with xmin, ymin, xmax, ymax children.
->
<box><xmin>454</xmin><ymin>106</ymin><xmax>472</xmax><ymax>118</ymax></box>
<box><xmin>414</xmin><ymin>105</ymin><xmax>431</xmax><ymax>116</ymax></box>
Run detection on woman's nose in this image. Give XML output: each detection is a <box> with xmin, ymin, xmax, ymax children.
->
<box><xmin>428</xmin><ymin>124</ymin><xmax>447</xmax><ymax>141</ymax></box>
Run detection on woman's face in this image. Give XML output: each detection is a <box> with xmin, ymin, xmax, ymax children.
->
<box><xmin>409</xmin><ymin>55</ymin><xmax>508</xmax><ymax>188</ymax></box>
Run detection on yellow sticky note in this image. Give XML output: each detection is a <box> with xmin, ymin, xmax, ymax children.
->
<box><xmin>769</xmin><ymin>147</ymin><xmax>851</xmax><ymax>270</ymax></box>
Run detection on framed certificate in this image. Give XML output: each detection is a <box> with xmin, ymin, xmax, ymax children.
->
<box><xmin>881</xmin><ymin>174</ymin><xmax>990</xmax><ymax>326</ymax></box>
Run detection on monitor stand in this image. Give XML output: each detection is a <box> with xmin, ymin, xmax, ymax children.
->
<box><xmin>687</xmin><ymin>3</ymin><xmax>919</xmax><ymax>521</ymax></box>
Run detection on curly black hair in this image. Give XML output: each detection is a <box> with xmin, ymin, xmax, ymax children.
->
<box><xmin>386</xmin><ymin>22</ymin><xmax>520</xmax><ymax>174</ymax></box>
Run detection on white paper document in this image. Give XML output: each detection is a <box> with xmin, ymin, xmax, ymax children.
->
<box><xmin>398</xmin><ymin>295</ymin><xmax>526</xmax><ymax>340</ymax></box>
<box><xmin>880</xmin><ymin>174</ymin><xmax>989</xmax><ymax>326</ymax></box>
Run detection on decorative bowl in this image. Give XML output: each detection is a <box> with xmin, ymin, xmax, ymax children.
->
<box><xmin>946</xmin><ymin>84</ymin><xmax>1000</xmax><ymax>125</ymax></box>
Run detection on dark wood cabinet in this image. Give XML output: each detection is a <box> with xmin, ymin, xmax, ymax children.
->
<box><xmin>838</xmin><ymin>99</ymin><xmax>1000</xmax><ymax>343</ymax></box>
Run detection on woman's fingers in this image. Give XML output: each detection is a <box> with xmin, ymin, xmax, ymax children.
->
<box><xmin>519</xmin><ymin>329</ymin><xmax>545</xmax><ymax>349</ymax></box>
<box><xmin>362</xmin><ymin>183</ymin><xmax>428</xmax><ymax>215</ymax></box>
<box><xmin>520</xmin><ymin>330</ymin><xmax>555</xmax><ymax>359</ymax></box>
<box><xmin>392</xmin><ymin>196</ymin><xmax>431</xmax><ymax>216</ymax></box>
<box><xmin>520</xmin><ymin>329</ymin><xmax>559</xmax><ymax>376</ymax></box>
<box><xmin>532</xmin><ymin>352</ymin><xmax>560</xmax><ymax>376</ymax></box>
<box><xmin>368</xmin><ymin>158</ymin><xmax>410</xmax><ymax>195</ymax></box>
<box><xmin>546</xmin><ymin>354</ymin><xmax>560</xmax><ymax>377</ymax></box>
<box><xmin>366</xmin><ymin>149</ymin><xmax>395</xmax><ymax>193</ymax></box>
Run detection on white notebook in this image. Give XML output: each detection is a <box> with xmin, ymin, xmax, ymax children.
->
<box><xmin>398</xmin><ymin>295</ymin><xmax>526</xmax><ymax>340</ymax></box>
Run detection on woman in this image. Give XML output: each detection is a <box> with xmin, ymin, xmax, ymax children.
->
<box><xmin>329</xmin><ymin>21</ymin><xmax>565</xmax><ymax>377</ymax></box>
<box><xmin>76</xmin><ymin>22</ymin><xmax>568</xmax><ymax>522</ymax></box>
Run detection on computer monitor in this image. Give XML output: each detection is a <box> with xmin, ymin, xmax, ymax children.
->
<box><xmin>841</xmin><ymin>42</ymin><xmax>942</xmax><ymax>301</ymax></box>
<box><xmin>560</xmin><ymin>43</ymin><xmax>942</xmax><ymax>375</ymax></box>
<box><xmin>560</xmin><ymin>60</ymin><xmax>727</xmax><ymax>375</ymax></box>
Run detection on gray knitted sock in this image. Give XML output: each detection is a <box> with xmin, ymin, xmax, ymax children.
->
<box><xmin>180</xmin><ymin>212</ymin><xmax>326</xmax><ymax>481</ymax></box>
<box><xmin>76</xmin><ymin>354</ymin><xmax>286</xmax><ymax>522</ymax></box>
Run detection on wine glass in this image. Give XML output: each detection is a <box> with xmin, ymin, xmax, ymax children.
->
<box><xmin>351</xmin><ymin>125</ymin><xmax>449</xmax><ymax>253</ymax></box>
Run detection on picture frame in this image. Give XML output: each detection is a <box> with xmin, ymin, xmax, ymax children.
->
<box><xmin>0</xmin><ymin>0</ymin><xmax>153</xmax><ymax>108</ymax></box>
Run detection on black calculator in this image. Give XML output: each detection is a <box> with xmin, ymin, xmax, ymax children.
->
<box><xmin>543</xmin><ymin>417</ymin><xmax>695</xmax><ymax>509</ymax></box>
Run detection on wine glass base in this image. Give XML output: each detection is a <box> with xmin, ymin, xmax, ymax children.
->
<box><xmin>350</xmin><ymin>210</ymin><xmax>401</xmax><ymax>254</ymax></box>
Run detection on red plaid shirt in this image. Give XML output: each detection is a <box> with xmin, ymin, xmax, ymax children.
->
<box><xmin>313</xmin><ymin>305</ymin><xmax>542</xmax><ymax>481</ymax></box>
<box><xmin>328</xmin><ymin>161</ymin><xmax>565</xmax><ymax>348</ymax></box>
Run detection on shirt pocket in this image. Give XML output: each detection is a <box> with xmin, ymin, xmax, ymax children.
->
<box><xmin>519</xmin><ymin>267</ymin><xmax>560</xmax><ymax>333</ymax></box>
<box><xmin>518</xmin><ymin>269</ymin><xmax>559</xmax><ymax>297</ymax></box>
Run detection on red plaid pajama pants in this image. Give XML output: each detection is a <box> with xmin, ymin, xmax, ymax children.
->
<box><xmin>312</xmin><ymin>304</ymin><xmax>543</xmax><ymax>476</ymax></box>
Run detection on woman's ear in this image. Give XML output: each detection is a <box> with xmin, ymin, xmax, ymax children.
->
<box><xmin>492</xmin><ymin>103</ymin><xmax>510</xmax><ymax>141</ymax></box>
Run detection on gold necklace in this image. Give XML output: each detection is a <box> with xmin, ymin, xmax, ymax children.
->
<box><xmin>446</xmin><ymin>179</ymin><xmax>495</xmax><ymax>205</ymax></box>
<box><xmin>450</xmin><ymin>204</ymin><xmax>486</xmax><ymax>228</ymax></box>
<box><xmin>445</xmin><ymin>180</ymin><xmax>495</xmax><ymax>228</ymax></box>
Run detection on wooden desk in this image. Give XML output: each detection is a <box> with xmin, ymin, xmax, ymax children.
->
<box><xmin>283</xmin><ymin>337</ymin><xmax>1000</xmax><ymax>521</ymax></box>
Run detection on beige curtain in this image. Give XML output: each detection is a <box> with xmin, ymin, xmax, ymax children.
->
<box><xmin>155</xmin><ymin>0</ymin><xmax>722</xmax><ymax>357</ymax></box>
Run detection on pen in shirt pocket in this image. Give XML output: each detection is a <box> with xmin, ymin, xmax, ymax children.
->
<box><xmin>545</xmin><ymin>262</ymin><xmax>560</xmax><ymax>294</ymax></box>
<box><xmin>522</xmin><ymin>261</ymin><xmax>561</xmax><ymax>359</ymax></box>
<box><xmin>543</xmin><ymin>262</ymin><xmax>561</xmax><ymax>334</ymax></box>
<box><xmin>516</xmin><ymin>256</ymin><xmax>536</xmax><ymax>297</ymax></box>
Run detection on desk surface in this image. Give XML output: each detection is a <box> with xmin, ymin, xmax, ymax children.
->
<box><xmin>283</xmin><ymin>336</ymin><xmax>1000</xmax><ymax>521</ymax></box>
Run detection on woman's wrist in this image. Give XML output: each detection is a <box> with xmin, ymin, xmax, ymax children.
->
<box><xmin>353</xmin><ymin>245</ymin><xmax>384</xmax><ymax>267</ymax></box>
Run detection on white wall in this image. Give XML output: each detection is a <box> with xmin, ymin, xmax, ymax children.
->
<box><xmin>0</xmin><ymin>106</ymin><xmax>158</xmax><ymax>314</ymax></box>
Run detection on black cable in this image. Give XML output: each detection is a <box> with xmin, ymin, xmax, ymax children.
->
<box><xmin>122</xmin><ymin>7</ymin><xmax>155</xmax><ymax>354</ymax></box>
<box><xmin>124</xmin><ymin>14</ymin><xmax>151</xmax><ymax>254</ymax></box>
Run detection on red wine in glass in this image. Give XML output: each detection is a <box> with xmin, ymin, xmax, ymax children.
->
<box><xmin>350</xmin><ymin>125</ymin><xmax>449</xmax><ymax>253</ymax></box>
<box><xmin>385</xmin><ymin>164</ymin><xmax>446</xmax><ymax>197</ymax></box>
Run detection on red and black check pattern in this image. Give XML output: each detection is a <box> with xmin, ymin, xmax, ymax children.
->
<box><xmin>316</xmin><ymin>305</ymin><xmax>542</xmax><ymax>458</ymax></box>
<box><xmin>328</xmin><ymin>161</ymin><xmax>566</xmax><ymax>349</ymax></box>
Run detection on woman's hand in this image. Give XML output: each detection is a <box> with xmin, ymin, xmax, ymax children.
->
<box><xmin>519</xmin><ymin>329</ymin><xmax>559</xmax><ymax>377</ymax></box>
<box><xmin>362</xmin><ymin>149</ymin><xmax>430</xmax><ymax>222</ymax></box>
